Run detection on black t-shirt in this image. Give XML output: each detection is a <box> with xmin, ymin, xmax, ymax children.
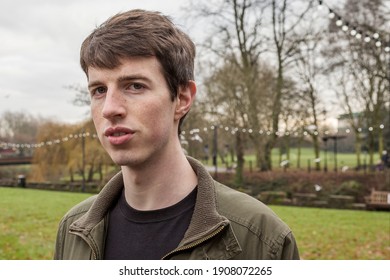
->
<box><xmin>103</xmin><ymin>187</ymin><xmax>197</xmax><ymax>260</ymax></box>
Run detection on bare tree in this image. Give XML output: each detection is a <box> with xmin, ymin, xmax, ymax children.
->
<box><xmin>293</xmin><ymin>32</ymin><xmax>327</xmax><ymax>171</ymax></box>
<box><xmin>187</xmin><ymin>0</ymin><xmax>273</xmax><ymax>177</ymax></box>
<box><xmin>0</xmin><ymin>111</ymin><xmax>43</xmax><ymax>156</ymax></box>
<box><xmin>186</xmin><ymin>0</ymin><xmax>316</xmax><ymax>171</ymax></box>
<box><xmin>202</xmin><ymin>56</ymin><xmax>250</xmax><ymax>183</ymax></box>
<box><xmin>335</xmin><ymin>70</ymin><xmax>366</xmax><ymax>168</ymax></box>
<box><xmin>266</xmin><ymin>0</ymin><xmax>315</xmax><ymax>170</ymax></box>
<box><xmin>324</xmin><ymin>0</ymin><xmax>389</xmax><ymax>169</ymax></box>
<box><xmin>65</xmin><ymin>84</ymin><xmax>90</xmax><ymax>107</ymax></box>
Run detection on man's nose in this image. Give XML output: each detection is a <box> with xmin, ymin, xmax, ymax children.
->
<box><xmin>102</xmin><ymin>90</ymin><xmax>126</xmax><ymax>120</ymax></box>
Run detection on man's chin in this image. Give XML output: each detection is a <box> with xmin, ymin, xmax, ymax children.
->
<box><xmin>110</xmin><ymin>156</ymin><xmax>142</xmax><ymax>168</ymax></box>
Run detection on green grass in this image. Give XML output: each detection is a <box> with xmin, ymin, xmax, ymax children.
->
<box><xmin>0</xmin><ymin>187</ymin><xmax>92</xmax><ymax>259</ymax></box>
<box><xmin>0</xmin><ymin>187</ymin><xmax>389</xmax><ymax>259</ymax></box>
<box><xmin>217</xmin><ymin>148</ymin><xmax>380</xmax><ymax>171</ymax></box>
<box><xmin>271</xmin><ymin>205</ymin><xmax>390</xmax><ymax>260</ymax></box>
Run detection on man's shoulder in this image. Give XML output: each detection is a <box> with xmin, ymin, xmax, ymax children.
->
<box><xmin>214</xmin><ymin>181</ymin><xmax>290</xmax><ymax>234</ymax></box>
<box><xmin>214</xmin><ymin>182</ymin><xmax>276</xmax><ymax>215</ymax></box>
<box><xmin>60</xmin><ymin>195</ymin><xmax>98</xmax><ymax>225</ymax></box>
<box><xmin>213</xmin><ymin>182</ymin><xmax>299</xmax><ymax>260</ymax></box>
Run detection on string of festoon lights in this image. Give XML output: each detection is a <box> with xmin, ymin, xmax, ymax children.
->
<box><xmin>317</xmin><ymin>0</ymin><xmax>390</xmax><ymax>53</ymax></box>
<box><xmin>0</xmin><ymin>132</ymin><xmax>98</xmax><ymax>150</ymax></box>
<box><xmin>180</xmin><ymin>123</ymin><xmax>386</xmax><ymax>142</ymax></box>
<box><xmin>0</xmin><ymin>123</ymin><xmax>386</xmax><ymax>149</ymax></box>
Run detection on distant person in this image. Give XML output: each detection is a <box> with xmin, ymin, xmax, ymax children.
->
<box><xmin>381</xmin><ymin>150</ymin><xmax>389</xmax><ymax>169</ymax></box>
<box><xmin>54</xmin><ymin>9</ymin><xmax>299</xmax><ymax>260</ymax></box>
<box><xmin>203</xmin><ymin>144</ymin><xmax>209</xmax><ymax>164</ymax></box>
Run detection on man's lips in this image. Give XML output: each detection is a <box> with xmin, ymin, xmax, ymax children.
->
<box><xmin>104</xmin><ymin>127</ymin><xmax>134</xmax><ymax>145</ymax></box>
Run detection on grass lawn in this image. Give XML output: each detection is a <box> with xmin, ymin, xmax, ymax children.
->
<box><xmin>0</xmin><ymin>187</ymin><xmax>389</xmax><ymax>260</ymax></box>
<box><xmin>215</xmin><ymin>148</ymin><xmax>380</xmax><ymax>171</ymax></box>
<box><xmin>271</xmin><ymin>205</ymin><xmax>390</xmax><ymax>260</ymax></box>
<box><xmin>0</xmin><ymin>187</ymin><xmax>92</xmax><ymax>259</ymax></box>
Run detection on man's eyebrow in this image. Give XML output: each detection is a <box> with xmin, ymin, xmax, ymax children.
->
<box><xmin>88</xmin><ymin>80</ymin><xmax>102</xmax><ymax>90</ymax></box>
<box><xmin>88</xmin><ymin>75</ymin><xmax>152</xmax><ymax>89</ymax></box>
<box><xmin>117</xmin><ymin>74</ymin><xmax>152</xmax><ymax>84</ymax></box>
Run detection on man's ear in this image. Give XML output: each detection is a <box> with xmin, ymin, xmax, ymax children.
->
<box><xmin>174</xmin><ymin>81</ymin><xmax>197</xmax><ymax>121</ymax></box>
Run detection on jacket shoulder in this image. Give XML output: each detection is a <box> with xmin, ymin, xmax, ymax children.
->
<box><xmin>215</xmin><ymin>182</ymin><xmax>285</xmax><ymax>226</ymax></box>
<box><xmin>60</xmin><ymin>195</ymin><xmax>97</xmax><ymax>225</ymax></box>
<box><xmin>214</xmin><ymin>182</ymin><xmax>298</xmax><ymax>259</ymax></box>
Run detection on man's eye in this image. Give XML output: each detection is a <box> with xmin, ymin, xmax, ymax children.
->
<box><xmin>129</xmin><ymin>83</ymin><xmax>144</xmax><ymax>90</ymax></box>
<box><xmin>91</xmin><ymin>87</ymin><xmax>106</xmax><ymax>96</ymax></box>
<box><xmin>96</xmin><ymin>87</ymin><xmax>107</xmax><ymax>93</ymax></box>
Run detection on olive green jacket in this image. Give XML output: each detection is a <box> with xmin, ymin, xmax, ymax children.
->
<box><xmin>54</xmin><ymin>157</ymin><xmax>299</xmax><ymax>260</ymax></box>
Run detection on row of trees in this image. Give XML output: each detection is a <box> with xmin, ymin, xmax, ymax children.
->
<box><xmin>0</xmin><ymin>111</ymin><xmax>112</xmax><ymax>182</ymax></box>
<box><xmin>31</xmin><ymin>120</ymin><xmax>112</xmax><ymax>182</ymax></box>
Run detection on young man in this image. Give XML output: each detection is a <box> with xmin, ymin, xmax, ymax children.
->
<box><xmin>54</xmin><ymin>9</ymin><xmax>299</xmax><ymax>260</ymax></box>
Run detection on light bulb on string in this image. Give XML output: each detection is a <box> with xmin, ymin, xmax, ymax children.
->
<box><xmin>321</xmin><ymin>5</ymin><xmax>390</xmax><ymax>55</ymax></box>
<box><xmin>328</xmin><ymin>9</ymin><xmax>335</xmax><ymax>19</ymax></box>
<box><xmin>318</xmin><ymin>0</ymin><xmax>324</xmax><ymax>11</ymax></box>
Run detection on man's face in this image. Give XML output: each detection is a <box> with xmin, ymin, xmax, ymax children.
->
<box><xmin>88</xmin><ymin>57</ymin><xmax>178</xmax><ymax>167</ymax></box>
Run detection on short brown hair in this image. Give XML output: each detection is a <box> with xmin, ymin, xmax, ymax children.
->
<box><xmin>80</xmin><ymin>9</ymin><xmax>196</xmax><ymax>102</ymax></box>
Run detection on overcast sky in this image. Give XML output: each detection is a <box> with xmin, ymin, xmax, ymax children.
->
<box><xmin>0</xmin><ymin>0</ymin><xmax>189</xmax><ymax>124</ymax></box>
<box><xmin>1</xmin><ymin>0</ymin><xmax>352</xmax><ymax>127</ymax></box>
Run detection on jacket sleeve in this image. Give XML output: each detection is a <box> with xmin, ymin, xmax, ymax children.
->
<box><xmin>280</xmin><ymin>232</ymin><xmax>300</xmax><ymax>260</ymax></box>
<box><xmin>53</xmin><ymin>217</ymin><xmax>67</xmax><ymax>260</ymax></box>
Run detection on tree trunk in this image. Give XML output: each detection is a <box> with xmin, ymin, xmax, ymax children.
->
<box><xmin>69</xmin><ymin>167</ymin><xmax>74</xmax><ymax>182</ymax></box>
<box><xmin>297</xmin><ymin>141</ymin><xmax>302</xmax><ymax>169</ymax></box>
<box><xmin>355</xmin><ymin>132</ymin><xmax>362</xmax><ymax>168</ymax></box>
<box><xmin>235</xmin><ymin>131</ymin><xmax>244</xmax><ymax>185</ymax></box>
<box><xmin>263</xmin><ymin>140</ymin><xmax>273</xmax><ymax>171</ymax></box>
<box><xmin>98</xmin><ymin>162</ymin><xmax>103</xmax><ymax>181</ymax></box>
<box><xmin>368</xmin><ymin>132</ymin><xmax>375</xmax><ymax>170</ymax></box>
<box><xmin>87</xmin><ymin>162</ymin><xmax>94</xmax><ymax>182</ymax></box>
<box><xmin>313</xmin><ymin>134</ymin><xmax>320</xmax><ymax>171</ymax></box>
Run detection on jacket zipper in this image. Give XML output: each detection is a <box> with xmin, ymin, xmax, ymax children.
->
<box><xmin>69</xmin><ymin>230</ymin><xmax>98</xmax><ymax>260</ymax></box>
<box><xmin>161</xmin><ymin>224</ymin><xmax>226</xmax><ymax>260</ymax></box>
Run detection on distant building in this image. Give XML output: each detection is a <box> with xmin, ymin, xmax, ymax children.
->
<box><xmin>0</xmin><ymin>147</ymin><xmax>19</xmax><ymax>158</ymax></box>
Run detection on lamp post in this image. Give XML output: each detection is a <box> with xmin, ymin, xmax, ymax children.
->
<box><xmin>322</xmin><ymin>136</ymin><xmax>328</xmax><ymax>172</ymax></box>
<box><xmin>81</xmin><ymin>129</ymin><xmax>86</xmax><ymax>192</ymax></box>
<box><xmin>212</xmin><ymin>125</ymin><xmax>218</xmax><ymax>178</ymax></box>
<box><xmin>321</xmin><ymin>109</ymin><xmax>328</xmax><ymax>172</ymax></box>
<box><xmin>321</xmin><ymin>134</ymin><xmax>346</xmax><ymax>172</ymax></box>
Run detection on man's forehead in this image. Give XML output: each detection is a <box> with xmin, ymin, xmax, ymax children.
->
<box><xmin>87</xmin><ymin>56</ymin><xmax>162</xmax><ymax>79</ymax></box>
<box><xmin>87</xmin><ymin>56</ymin><xmax>162</xmax><ymax>76</ymax></box>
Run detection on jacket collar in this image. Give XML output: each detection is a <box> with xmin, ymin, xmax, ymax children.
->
<box><xmin>70</xmin><ymin>156</ymin><xmax>240</xmax><ymax>258</ymax></box>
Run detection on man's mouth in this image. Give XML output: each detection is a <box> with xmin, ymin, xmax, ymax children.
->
<box><xmin>104</xmin><ymin>127</ymin><xmax>134</xmax><ymax>145</ymax></box>
<box><xmin>112</xmin><ymin>132</ymin><xmax>127</xmax><ymax>137</ymax></box>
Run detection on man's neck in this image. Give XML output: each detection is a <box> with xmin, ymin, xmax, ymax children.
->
<box><xmin>121</xmin><ymin>150</ymin><xmax>198</xmax><ymax>211</ymax></box>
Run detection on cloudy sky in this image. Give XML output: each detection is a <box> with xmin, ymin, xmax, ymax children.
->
<box><xmin>0</xmin><ymin>0</ymin><xmax>189</xmax><ymax>124</ymax></box>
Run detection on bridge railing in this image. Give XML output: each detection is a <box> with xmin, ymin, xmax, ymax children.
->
<box><xmin>0</xmin><ymin>156</ymin><xmax>33</xmax><ymax>166</ymax></box>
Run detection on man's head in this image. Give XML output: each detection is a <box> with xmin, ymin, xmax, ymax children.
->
<box><xmin>80</xmin><ymin>9</ymin><xmax>196</xmax><ymax>132</ymax></box>
<box><xmin>80</xmin><ymin>9</ymin><xmax>196</xmax><ymax>95</ymax></box>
